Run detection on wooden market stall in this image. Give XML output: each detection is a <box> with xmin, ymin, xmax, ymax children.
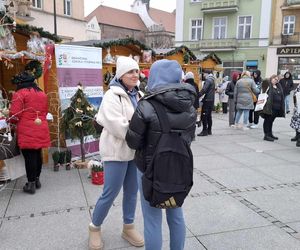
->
<box><xmin>0</xmin><ymin>18</ymin><xmax>61</xmax><ymax>181</ymax></box>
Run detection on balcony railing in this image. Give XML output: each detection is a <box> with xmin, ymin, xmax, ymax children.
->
<box><xmin>186</xmin><ymin>39</ymin><xmax>238</xmax><ymax>51</ymax></box>
<box><xmin>281</xmin><ymin>33</ymin><xmax>300</xmax><ymax>45</ymax></box>
<box><xmin>287</xmin><ymin>0</ymin><xmax>300</xmax><ymax>5</ymax></box>
<box><xmin>201</xmin><ymin>0</ymin><xmax>239</xmax><ymax>13</ymax></box>
<box><xmin>185</xmin><ymin>38</ymin><xmax>269</xmax><ymax>51</ymax></box>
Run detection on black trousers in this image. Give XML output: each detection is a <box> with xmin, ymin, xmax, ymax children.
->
<box><xmin>249</xmin><ymin>102</ymin><xmax>259</xmax><ymax>124</ymax></box>
<box><xmin>222</xmin><ymin>103</ymin><xmax>228</xmax><ymax>114</ymax></box>
<box><xmin>21</xmin><ymin>149</ymin><xmax>42</xmax><ymax>182</ymax></box>
<box><xmin>263</xmin><ymin>110</ymin><xmax>281</xmax><ymax>136</ymax></box>
<box><xmin>201</xmin><ymin>101</ymin><xmax>214</xmax><ymax>131</ymax></box>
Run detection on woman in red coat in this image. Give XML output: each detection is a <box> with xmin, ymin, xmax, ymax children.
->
<box><xmin>9</xmin><ymin>71</ymin><xmax>51</xmax><ymax>194</ymax></box>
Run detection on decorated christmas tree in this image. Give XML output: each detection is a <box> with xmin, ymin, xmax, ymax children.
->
<box><xmin>61</xmin><ymin>83</ymin><xmax>97</xmax><ymax>162</ymax></box>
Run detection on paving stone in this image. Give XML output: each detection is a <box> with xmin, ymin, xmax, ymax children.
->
<box><xmin>241</xmin><ymin>188</ymin><xmax>300</xmax><ymax>223</ymax></box>
<box><xmin>267</xmin><ymin>149</ymin><xmax>300</xmax><ymax>164</ymax></box>
<box><xmin>0</xmin><ymin>209</ymin><xmax>91</xmax><ymax>250</ymax></box>
<box><xmin>202</xmin><ymin>167</ymin><xmax>280</xmax><ymax>189</ymax></box>
<box><xmin>238</xmin><ymin>140</ymin><xmax>290</xmax><ymax>152</ymax></box>
<box><xmin>199</xmin><ymin>225</ymin><xmax>300</xmax><ymax>250</ymax></box>
<box><xmin>193</xmin><ymin>155</ymin><xmax>244</xmax><ymax>171</ymax></box>
<box><xmin>5</xmin><ymin>167</ymin><xmax>87</xmax><ymax>217</ymax></box>
<box><xmin>184</xmin><ymin>195</ymin><xmax>270</xmax><ymax>236</ymax></box>
<box><xmin>204</xmin><ymin>142</ymin><xmax>254</xmax><ymax>154</ymax></box>
<box><xmin>226</xmin><ymin>151</ymin><xmax>287</xmax><ymax>167</ymax></box>
<box><xmin>0</xmin><ymin>181</ymin><xmax>14</xmax><ymax>219</ymax></box>
<box><xmin>190</xmin><ymin>171</ymin><xmax>220</xmax><ymax>194</ymax></box>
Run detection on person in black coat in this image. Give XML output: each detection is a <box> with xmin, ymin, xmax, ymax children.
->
<box><xmin>197</xmin><ymin>69</ymin><xmax>215</xmax><ymax>136</ymax></box>
<box><xmin>184</xmin><ymin>71</ymin><xmax>200</xmax><ymax>110</ymax></box>
<box><xmin>279</xmin><ymin>71</ymin><xmax>294</xmax><ymax>114</ymax></box>
<box><xmin>125</xmin><ymin>59</ymin><xmax>196</xmax><ymax>250</ymax></box>
<box><xmin>260</xmin><ymin>75</ymin><xmax>285</xmax><ymax>141</ymax></box>
<box><xmin>225</xmin><ymin>71</ymin><xmax>241</xmax><ymax>126</ymax></box>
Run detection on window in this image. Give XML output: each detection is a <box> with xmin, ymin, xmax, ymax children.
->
<box><xmin>190</xmin><ymin>19</ymin><xmax>202</xmax><ymax>41</ymax></box>
<box><xmin>223</xmin><ymin>61</ymin><xmax>243</xmax><ymax>79</ymax></box>
<box><xmin>32</xmin><ymin>0</ymin><xmax>42</xmax><ymax>9</ymax></box>
<box><xmin>213</xmin><ymin>17</ymin><xmax>227</xmax><ymax>39</ymax></box>
<box><xmin>64</xmin><ymin>0</ymin><xmax>71</xmax><ymax>16</ymax></box>
<box><xmin>238</xmin><ymin>16</ymin><xmax>252</xmax><ymax>39</ymax></box>
<box><xmin>278</xmin><ymin>57</ymin><xmax>300</xmax><ymax>80</ymax></box>
<box><xmin>283</xmin><ymin>16</ymin><xmax>295</xmax><ymax>35</ymax></box>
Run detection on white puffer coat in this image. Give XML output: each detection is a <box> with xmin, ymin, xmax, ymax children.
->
<box><xmin>96</xmin><ymin>85</ymin><xmax>141</xmax><ymax>161</ymax></box>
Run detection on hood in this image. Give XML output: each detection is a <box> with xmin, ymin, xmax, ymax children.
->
<box><xmin>206</xmin><ymin>73</ymin><xmax>215</xmax><ymax>82</ymax></box>
<box><xmin>147</xmin><ymin>59</ymin><xmax>182</xmax><ymax>92</ymax></box>
<box><xmin>284</xmin><ymin>72</ymin><xmax>292</xmax><ymax>80</ymax></box>
<box><xmin>145</xmin><ymin>84</ymin><xmax>196</xmax><ymax>113</ymax></box>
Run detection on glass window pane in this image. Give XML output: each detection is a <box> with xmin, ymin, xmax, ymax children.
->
<box><xmin>246</xmin><ymin>17</ymin><xmax>251</xmax><ymax>24</ymax></box>
<box><xmin>214</xmin><ymin>19</ymin><xmax>219</xmax><ymax>25</ymax></box>
<box><xmin>197</xmin><ymin>28</ymin><xmax>201</xmax><ymax>40</ymax></box>
<box><xmin>284</xmin><ymin>16</ymin><xmax>289</xmax><ymax>22</ymax></box>
<box><xmin>290</xmin><ymin>16</ymin><xmax>295</xmax><ymax>21</ymax></box>
<box><xmin>221</xmin><ymin>18</ymin><xmax>226</xmax><ymax>25</ymax></box>
<box><xmin>245</xmin><ymin>26</ymin><xmax>251</xmax><ymax>38</ymax></box>
<box><xmin>221</xmin><ymin>27</ymin><xmax>226</xmax><ymax>38</ymax></box>
<box><xmin>192</xmin><ymin>29</ymin><xmax>196</xmax><ymax>40</ymax></box>
<box><xmin>214</xmin><ymin>28</ymin><xmax>219</xmax><ymax>39</ymax></box>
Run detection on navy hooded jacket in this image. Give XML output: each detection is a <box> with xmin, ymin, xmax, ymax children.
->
<box><xmin>125</xmin><ymin>59</ymin><xmax>197</xmax><ymax>172</ymax></box>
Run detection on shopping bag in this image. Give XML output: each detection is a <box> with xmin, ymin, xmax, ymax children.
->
<box><xmin>255</xmin><ymin>92</ymin><xmax>268</xmax><ymax>112</ymax></box>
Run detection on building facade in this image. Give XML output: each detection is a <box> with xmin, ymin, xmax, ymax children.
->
<box><xmin>0</xmin><ymin>0</ymin><xmax>89</xmax><ymax>42</ymax></box>
<box><xmin>266</xmin><ymin>0</ymin><xmax>300</xmax><ymax>83</ymax></box>
<box><xmin>85</xmin><ymin>0</ymin><xmax>175</xmax><ymax>48</ymax></box>
<box><xmin>176</xmin><ymin>0</ymin><xmax>272</xmax><ymax>78</ymax></box>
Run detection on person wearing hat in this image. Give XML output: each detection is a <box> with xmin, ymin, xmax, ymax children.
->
<box><xmin>9</xmin><ymin>70</ymin><xmax>51</xmax><ymax>195</ymax></box>
<box><xmin>126</xmin><ymin>59</ymin><xmax>196</xmax><ymax>250</ymax></box>
<box><xmin>184</xmin><ymin>71</ymin><xmax>200</xmax><ymax>110</ymax></box>
<box><xmin>88</xmin><ymin>56</ymin><xmax>144</xmax><ymax>250</ymax></box>
<box><xmin>197</xmin><ymin>69</ymin><xmax>215</xmax><ymax>136</ymax></box>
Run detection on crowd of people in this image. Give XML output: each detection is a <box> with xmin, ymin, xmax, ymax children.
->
<box><xmin>7</xmin><ymin>56</ymin><xmax>299</xmax><ymax>250</ymax></box>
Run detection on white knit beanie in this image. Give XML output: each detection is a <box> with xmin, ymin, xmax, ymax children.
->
<box><xmin>116</xmin><ymin>56</ymin><xmax>139</xmax><ymax>79</ymax></box>
<box><xmin>185</xmin><ymin>71</ymin><xmax>194</xmax><ymax>80</ymax></box>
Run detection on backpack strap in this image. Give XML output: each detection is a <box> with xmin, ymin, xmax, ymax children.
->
<box><xmin>148</xmin><ymin>99</ymin><xmax>171</xmax><ymax>133</ymax></box>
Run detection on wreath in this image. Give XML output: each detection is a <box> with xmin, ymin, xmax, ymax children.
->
<box><xmin>25</xmin><ymin>60</ymin><xmax>43</xmax><ymax>79</ymax></box>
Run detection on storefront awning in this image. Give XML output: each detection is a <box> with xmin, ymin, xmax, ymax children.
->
<box><xmin>246</xmin><ymin>60</ymin><xmax>258</xmax><ymax>67</ymax></box>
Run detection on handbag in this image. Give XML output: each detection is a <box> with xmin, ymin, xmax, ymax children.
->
<box><xmin>255</xmin><ymin>87</ymin><xmax>269</xmax><ymax>112</ymax></box>
<box><xmin>0</xmin><ymin>129</ymin><xmax>20</xmax><ymax>160</ymax></box>
<box><xmin>247</xmin><ymin>86</ymin><xmax>257</xmax><ymax>103</ymax></box>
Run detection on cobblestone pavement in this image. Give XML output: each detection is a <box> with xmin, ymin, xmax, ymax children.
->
<box><xmin>1</xmin><ymin>112</ymin><xmax>300</xmax><ymax>250</ymax></box>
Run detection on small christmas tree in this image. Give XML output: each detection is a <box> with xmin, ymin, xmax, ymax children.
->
<box><xmin>61</xmin><ymin>83</ymin><xmax>97</xmax><ymax>162</ymax></box>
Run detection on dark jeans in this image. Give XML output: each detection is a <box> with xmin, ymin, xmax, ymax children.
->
<box><xmin>21</xmin><ymin>149</ymin><xmax>42</xmax><ymax>182</ymax></box>
<box><xmin>249</xmin><ymin>102</ymin><xmax>259</xmax><ymax>124</ymax></box>
<box><xmin>201</xmin><ymin>101</ymin><xmax>214</xmax><ymax>131</ymax></box>
<box><xmin>263</xmin><ymin>109</ymin><xmax>281</xmax><ymax>136</ymax></box>
<box><xmin>222</xmin><ymin>103</ymin><xmax>228</xmax><ymax>114</ymax></box>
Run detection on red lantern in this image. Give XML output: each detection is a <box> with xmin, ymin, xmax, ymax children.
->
<box><xmin>92</xmin><ymin>171</ymin><xmax>104</xmax><ymax>185</ymax></box>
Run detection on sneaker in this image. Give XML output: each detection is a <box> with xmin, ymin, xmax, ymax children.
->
<box><xmin>248</xmin><ymin>123</ymin><xmax>253</xmax><ymax>127</ymax></box>
<box><xmin>242</xmin><ymin>126</ymin><xmax>249</xmax><ymax>131</ymax></box>
<box><xmin>250</xmin><ymin>124</ymin><xmax>258</xmax><ymax>129</ymax></box>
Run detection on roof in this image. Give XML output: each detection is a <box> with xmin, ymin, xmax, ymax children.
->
<box><xmin>85</xmin><ymin>5</ymin><xmax>147</xmax><ymax>31</ymax></box>
<box><xmin>148</xmin><ymin>8</ymin><xmax>175</xmax><ymax>33</ymax></box>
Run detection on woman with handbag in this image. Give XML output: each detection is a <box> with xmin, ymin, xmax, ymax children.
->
<box><xmin>260</xmin><ymin>75</ymin><xmax>285</xmax><ymax>141</ymax></box>
<box><xmin>233</xmin><ymin>71</ymin><xmax>259</xmax><ymax>130</ymax></box>
<box><xmin>9</xmin><ymin>70</ymin><xmax>51</xmax><ymax>194</ymax></box>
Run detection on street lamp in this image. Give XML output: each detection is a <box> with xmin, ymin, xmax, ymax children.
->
<box><xmin>53</xmin><ymin>0</ymin><xmax>57</xmax><ymax>35</ymax></box>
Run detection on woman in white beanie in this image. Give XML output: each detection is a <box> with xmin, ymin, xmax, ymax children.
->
<box><xmin>88</xmin><ymin>56</ymin><xmax>144</xmax><ymax>250</ymax></box>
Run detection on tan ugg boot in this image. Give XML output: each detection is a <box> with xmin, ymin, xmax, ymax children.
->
<box><xmin>122</xmin><ymin>223</ymin><xmax>144</xmax><ymax>247</ymax></box>
<box><xmin>88</xmin><ymin>224</ymin><xmax>103</xmax><ymax>250</ymax></box>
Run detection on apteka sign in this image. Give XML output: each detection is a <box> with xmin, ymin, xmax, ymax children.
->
<box><xmin>277</xmin><ymin>47</ymin><xmax>300</xmax><ymax>55</ymax></box>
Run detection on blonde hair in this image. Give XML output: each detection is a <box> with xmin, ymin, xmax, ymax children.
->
<box><xmin>269</xmin><ymin>74</ymin><xmax>278</xmax><ymax>82</ymax></box>
<box><xmin>241</xmin><ymin>71</ymin><xmax>251</xmax><ymax>77</ymax></box>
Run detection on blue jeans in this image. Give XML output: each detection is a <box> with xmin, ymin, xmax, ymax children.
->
<box><xmin>235</xmin><ymin>109</ymin><xmax>250</xmax><ymax>125</ymax></box>
<box><xmin>137</xmin><ymin>171</ymin><xmax>186</xmax><ymax>250</ymax></box>
<box><xmin>285</xmin><ymin>94</ymin><xmax>290</xmax><ymax>112</ymax></box>
<box><xmin>92</xmin><ymin>160</ymin><xmax>138</xmax><ymax>226</ymax></box>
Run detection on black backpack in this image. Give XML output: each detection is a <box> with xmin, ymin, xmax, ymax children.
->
<box><xmin>142</xmin><ymin>100</ymin><xmax>193</xmax><ymax>209</ymax></box>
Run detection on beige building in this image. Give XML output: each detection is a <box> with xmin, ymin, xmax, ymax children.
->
<box><xmin>0</xmin><ymin>0</ymin><xmax>89</xmax><ymax>42</ymax></box>
<box><xmin>266</xmin><ymin>0</ymin><xmax>300</xmax><ymax>83</ymax></box>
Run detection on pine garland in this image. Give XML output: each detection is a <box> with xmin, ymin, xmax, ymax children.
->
<box><xmin>0</xmin><ymin>11</ymin><xmax>61</xmax><ymax>42</ymax></box>
<box><xmin>93</xmin><ymin>37</ymin><xmax>156</xmax><ymax>56</ymax></box>
<box><xmin>164</xmin><ymin>45</ymin><xmax>197</xmax><ymax>61</ymax></box>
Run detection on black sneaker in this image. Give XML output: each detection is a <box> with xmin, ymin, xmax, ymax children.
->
<box><xmin>197</xmin><ymin>130</ymin><xmax>208</xmax><ymax>136</ymax></box>
<box><xmin>264</xmin><ymin>135</ymin><xmax>274</xmax><ymax>142</ymax></box>
<box><xmin>35</xmin><ymin>178</ymin><xmax>41</xmax><ymax>189</ymax></box>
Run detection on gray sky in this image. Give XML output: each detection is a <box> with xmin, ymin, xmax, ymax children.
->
<box><xmin>84</xmin><ymin>0</ymin><xmax>176</xmax><ymax>16</ymax></box>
